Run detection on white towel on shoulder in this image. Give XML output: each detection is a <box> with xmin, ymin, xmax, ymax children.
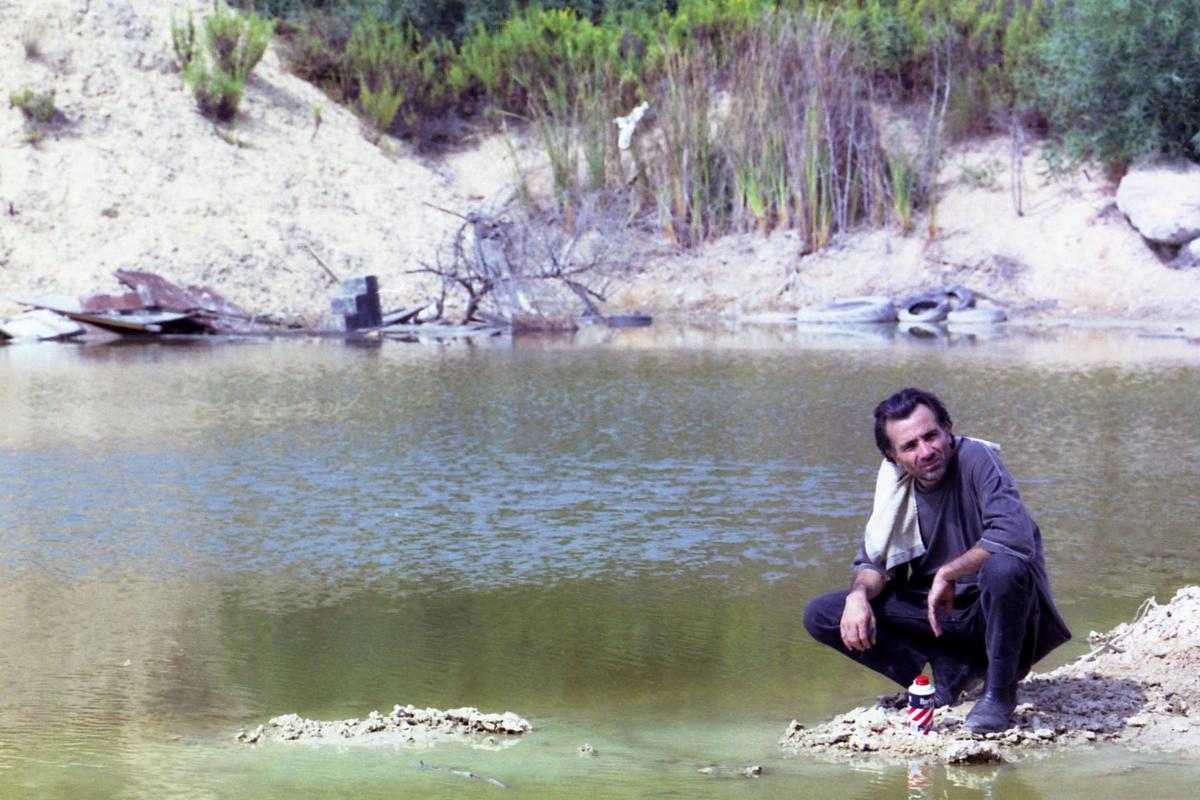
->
<box><xmin>862</xmin><ymin>436</ymin><xmax>1000</xmax><ymax>571</ymax></box>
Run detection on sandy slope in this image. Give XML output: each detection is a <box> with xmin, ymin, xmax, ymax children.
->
<box><xmin>0</xmin><ymin>0</ymin><xmax>509</xmax><ymax>323</ymax></box>
<box><xmin>3</xmin><ymin>0</ymin><xmax>1200</xmax><ymax>329</ymax></box>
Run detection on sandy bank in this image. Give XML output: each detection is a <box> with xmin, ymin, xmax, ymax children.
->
<box><xmin>780</xmin><ymin>585</ymin><xmax>1200</xmax><ymax>763</ymax></box>
<box><xmin>4</xmin><ymin>2</ymin><xmax>1200</xmax><ymax>330</ymax></box>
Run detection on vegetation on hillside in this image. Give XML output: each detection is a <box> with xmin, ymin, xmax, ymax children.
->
<box><xmin>173</xmin><ymin>3</ymin><xmax>275</xmax><ymax>122</ymax></box>
<box><xmin>9</xmin><ymin>85</ymin><xmax>59</xmax><ymax>144</ymax></box>
<box><xmin>226</xmin><ymin>0</ymin><xmax>1200</xmax><ymax>247</ymax></box>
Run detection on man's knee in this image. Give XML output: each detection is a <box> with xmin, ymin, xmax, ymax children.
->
<box><xmin>803</xmin><ymin>590</ymin><xmax>847</xmax><ymax>646</ymax></box>
<box><xmin>979</xmin><ymin>552</ymin><xmax>1033</xmax><ymax>595</ymax></box>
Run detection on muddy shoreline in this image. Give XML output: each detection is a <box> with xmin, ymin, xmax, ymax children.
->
<box><xmin>780</xmin><ymin>586</ymin><xmax>1200</xmax><ymax>763</ymax></box>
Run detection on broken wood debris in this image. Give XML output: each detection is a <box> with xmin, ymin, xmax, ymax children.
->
<box><xmin>5</xmin><ymin>269</ymin><xmax>276</xmax><ymax>338</ymax></box>
<box><xmin>2</xmin><ymin>269</ymin><xmax>649</xmax><ymax>344</ymax></box>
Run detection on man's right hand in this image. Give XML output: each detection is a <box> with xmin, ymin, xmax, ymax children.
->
<box><xmin>840</xmin><ymin>591</ymin><xmax>876</xmax><ymax>651</ymax></box>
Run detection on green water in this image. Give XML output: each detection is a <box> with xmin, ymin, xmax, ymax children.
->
<box><xmin>2</xmin><ymin>324</ymin><xmax>1199</xmax><ymax>798</ymax></box>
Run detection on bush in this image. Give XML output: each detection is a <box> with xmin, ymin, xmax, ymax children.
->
<box><xmin>10</xmin><ymin>86</ymin><xmax>56</xmax><ymax>123</ymax></box>
<box><xmin>812</xmin><ymin>0</ymin><xmax>1052</xmax><ymax>138</ymax></box>
<box><xmin>173</xmin><ymin>3</ymin><xmax>276</xmax><ymax>123</ymax></box>
<box><xmin>1032</xmin><ymin>0</ymin><xmax>1200</xmax><ymax>171</ymax></box>
<box><xmin>343</xmin><ymin>15</ymin><xmax>458</xmax><ymax>142</ymax></box>
<box><xmin>276</xmin><ymin>8</ymin><xmax>356</xmax><ymax>98</ymax></box>
<box><xmin>9</xmin><ymin>85</ymin><xmax>58</xmax><ymax>143</ymax></box>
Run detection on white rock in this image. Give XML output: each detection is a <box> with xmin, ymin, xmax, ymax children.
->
<box><xmin>857</xmin><ymin>706</ymin><xmax>889</xmax><ymax>732</ymax></box>
<box><xmin>1174</xmin><ymin>238</ymin><xmax>1200</xmax><ymax>268</ymax></box>
<box><xmin>945</xmin><ymin>740</ymin><xmax>1003</xmax><ymax>764</ymax></box>
<box><xmin>1116</xmin><ymin>161</ymin><xmax>1200</xmax><ymax>245</ymax></box>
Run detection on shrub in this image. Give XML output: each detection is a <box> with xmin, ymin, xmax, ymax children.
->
<box><xmin>1032</xmin><ymin>0</ymin><xmax>1200</xmax><ymax>171</ymax></box>
<box><xmin>343</xmin><ymin>15</ymin><xmax>458</xmax><ymax>142</ymax></box>
<box><xmin>811</xmin><ymin>0</ymin><xmax>1052</xmax><ymax>138</ymax></box>
<box><xmin>276</xmin><ymin>8</ymin><xmax>355</xmax><ymax>99</ymax></box>
<box><xmin>172</xmin><ymin>3</ymin><xmax>276</xmax><ymax>123</ymax></box>
<box><xmin>9</xmin><ymin>85</ymin><xmax>58</xmax><ymax>143</ymax></box>
<box><xmin>10</xmin><ymin>86</ymin><xmax>56</xmax><ymax>123</ymax></box>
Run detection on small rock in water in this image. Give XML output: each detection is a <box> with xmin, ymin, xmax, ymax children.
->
<box><xmin>577</xmin><ymin>743</ymin><xmax>598</xmax><ymax>757</ymax></box>
<box><xmin>945</xmin><ymin>740</ymin><xmax>1003</xmax><ymax>764</ymax></box>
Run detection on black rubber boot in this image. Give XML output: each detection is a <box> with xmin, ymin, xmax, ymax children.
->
<box><xmin>932</xmin><ymin>658</ymin><xmax>986</xmax><ymax>708</ymax></box>
<box><xmin>964</xmin><ymin>684</ymin><xmax>1018</xmax><ymax>733</ymax></box>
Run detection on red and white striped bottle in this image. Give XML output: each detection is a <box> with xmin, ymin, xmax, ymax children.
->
<box><xmin>907</xmin><ymin>675</ymin><xmax>936</xmax><ymax>734</ymax></box>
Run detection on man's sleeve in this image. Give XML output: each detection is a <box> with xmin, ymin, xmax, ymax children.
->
<box><xmin>852</xmin><ymin>541</ymin><xmax>889</xmax><ymax>577</ymax></box>
<box><xmin>966</xmin><ymin>444</ymin><xmax>1038</xmax><ymax>560</ymax></box>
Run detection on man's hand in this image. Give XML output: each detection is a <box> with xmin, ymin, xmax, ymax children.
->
<box><xmin>927</xmin><ymin>569</ymin><xmax>955</xmax><ymax>637</ymax></box>
<box><xmin>840</xmin><ymin>591</ymin><xmax>876</xmax><ymax>651</ymax></box>
<box><xmin>926</xmin><ymin>545</ymin><xmax>991</xmax><ymax>636</ymax></box>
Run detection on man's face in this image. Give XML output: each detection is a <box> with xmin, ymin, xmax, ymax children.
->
<box><xmin>884</xmin><ymin>403</ymin><xmax>954</xmax><ymax>488</ymax></box>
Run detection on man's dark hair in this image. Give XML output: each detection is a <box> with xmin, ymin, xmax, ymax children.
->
<box><xmin>873</xmin><ymin>387</ymin><xmax>952</xmax><ymax>459</ymax></box>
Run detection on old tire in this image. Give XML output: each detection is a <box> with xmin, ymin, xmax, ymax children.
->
<box><xmin>944</xmin><ymin>284</ymin><xmax>976</xmax><ymax>309</ymax></box>
<box><xmin>897</xmin><ymin>293</ymin><xmax>951</xmax><ymax>323</ymax></box>
<box><xmin>795</xmin><ymin>296</ymin><xmax>897</xmax><ymax>324</ymax></box>
<box><xmin>604</xmin><ymin>313</ymin><xmax>653</xmax><ymax>328</ymax></box>
<box><xmin>947</xmin><ymin>306</ymin><xmax>1007</xmax><ymax>325</ymax></box>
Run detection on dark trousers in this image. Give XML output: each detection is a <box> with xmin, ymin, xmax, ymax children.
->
<box><xmin>802</xmin><ymin>553</ymin><xmax>1035</xmax><ymax>691</ymax></box>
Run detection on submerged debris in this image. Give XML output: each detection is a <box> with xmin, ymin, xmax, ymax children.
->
<box><xmin>236</xmin><ymin>704</ymin><xmax>532</xmax><ymax>748</ymax></box>
<box><xmin>781</xmin><ymin>585</ymin><xmax>1200</xmax><ymax>762</ymax></box>
<box><xmin>416</xmin><ymin>759</ymin><xmax>509</xmax><ymax>789</ymax></box>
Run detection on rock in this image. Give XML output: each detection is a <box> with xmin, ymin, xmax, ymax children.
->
<box><xmin>945</xmin><ymin>740</ymin><xmax>1003</xmax><ymax>764</ymax></box>
<box><xmin>1116</xmin><ymin>161</ymin><xmax>1200</xmax><ymax>245</ymax></box>
<box><xmin>849</xmin><ymin>732</ymin><xmax>880</xmax><ymax>752</ymax></box>
<box><xmin>858</xmin><ymin>706</ymin><xmax>890</xmax><ymax>732</ymax></box>
<box><xmin>814</xmin><ymin>730</ymin><xmax>851</xmax><ymax>746</ymax></box>
<box><xmin>235</xmin><ymin>724</ymin><xmax>264</xmax><ymax>744</ymax></box>
<box><xmin>1034</xmin><ymin>728</ymin><xmax>1055</xmax><ymax>740</ymax></box>
<box><xmin>742</xmin><ymin>765</ymin><xmax>763</xmax><ymax>777</ymax></box>
<box><xmin>577</xmin><ymin>743</ymin><xmax>598</xmax><ymax>757</ymax></box>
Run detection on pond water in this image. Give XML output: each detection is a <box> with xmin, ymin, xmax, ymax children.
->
<box><xmin>2</xmin><ymin>322</ymin><xmax>1199</xmax><ymax>799</ymax></box>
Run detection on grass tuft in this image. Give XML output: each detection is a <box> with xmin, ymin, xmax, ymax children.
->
<box><xmin>172</xmin><ymin>3</ymin><xmax>275</xmax><ymax>124</ymax></box>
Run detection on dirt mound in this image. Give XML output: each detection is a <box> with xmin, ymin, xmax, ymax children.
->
<box><xmin>780</xmin><ymin>585</ymin><xmax>1200</xmax><ymax>762</ymax></box>
<box><xmin>236</xmin><ymin>704</ymin><xmax>532</xmax><ymax>749</ymax></box>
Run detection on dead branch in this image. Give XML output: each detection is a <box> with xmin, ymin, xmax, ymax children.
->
<box><xmin>413</xmin><ymin>190</ymin><xmax>639</xmax><ymax>324</ymax></box>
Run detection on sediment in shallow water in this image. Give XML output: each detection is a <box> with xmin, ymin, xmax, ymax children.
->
<box><xmin>236</xmin><ymin>704</ymin><xmax>532</xmax><ymax>749</ymax></box>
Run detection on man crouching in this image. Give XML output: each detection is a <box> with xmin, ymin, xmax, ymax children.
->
<box><xmin>803</xmin><ymin>387</ymin><xmax>1071</xmax><ymax>733</ymax></box>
